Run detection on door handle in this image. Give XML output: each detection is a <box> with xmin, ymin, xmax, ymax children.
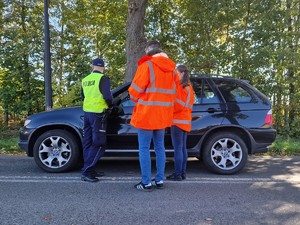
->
<box><xmin>207</xmin><ymin>108</ymin><xmax>219</xmax><ymax>113</ymax></box>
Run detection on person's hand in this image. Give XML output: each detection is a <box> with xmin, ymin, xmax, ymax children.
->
<box><xmin>111</xmin><ymin>106</ymin><xmax>121</xmax><ymax>115</ymax></box>
<box><xmin>112</xmin><ymin>98</ymin><xmax>121</xmax><ymax>106</ymax></box>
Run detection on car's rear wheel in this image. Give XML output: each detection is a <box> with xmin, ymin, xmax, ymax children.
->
<box><xmin>202</xmin><ymin>132</ymin><xmax>248</xmax><ymax>175</ymax></box>
<box><xmin>33</xmin><ymin>129</ymin><xmax>80</xmax><ymax>173</ymax></box>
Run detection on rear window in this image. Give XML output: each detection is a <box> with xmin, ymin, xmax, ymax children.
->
<box><xmin>214</xmin><ymin>80</ymin><xmax>253</xmax><ymax>103</ymax></box>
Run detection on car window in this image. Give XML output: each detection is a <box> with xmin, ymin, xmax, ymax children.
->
<box><xmin>214</xmin><ymin>80</ymin><xmax>252</xmax><ymax>103</ymax></box>
<box><xmin>192</xmin><ymin>79</ymin><xmax>219</xmax><ymax>104</ymax></box>
<box><xmin>119</xmin><ymin>91</ymin><xmax>136</xmax><ymax>107</ymax></box>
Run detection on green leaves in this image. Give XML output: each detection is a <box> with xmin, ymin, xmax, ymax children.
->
<box><xmin>0</xmin><ymin>0</ymin><xmax>299</xmax><ymax>137</ymax></box>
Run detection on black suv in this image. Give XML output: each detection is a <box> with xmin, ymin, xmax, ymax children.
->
<box><xmin>18</xmin><ymin>75</ymin><xmax>276</xmax><ymax>175</ymax></box>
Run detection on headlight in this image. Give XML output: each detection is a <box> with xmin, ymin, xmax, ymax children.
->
<box><xmin>24</xmin><ymin>119</ymin><xmax>31</xmax><ymax>127</ymax></box>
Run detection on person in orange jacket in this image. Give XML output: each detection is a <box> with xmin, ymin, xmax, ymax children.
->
<box><xmin>166</xmin><ymin>65</ymin><xmax>194</xmax><ymax>181</ymax></box>
<box><xmin>129</xmin><ymin>40</ymin><xmax>180</xmax><ymax>191</ymax></box>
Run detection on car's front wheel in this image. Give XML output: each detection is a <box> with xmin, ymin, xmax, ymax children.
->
<box><xmin>33</xmin><ymin>129</ymin><xmax>80</xmax><ymax>173</ymax></box>
<box><xmin>202</xmin><ymin>132</ymin><xmax>248</xmax><ymax>175</ymax></box>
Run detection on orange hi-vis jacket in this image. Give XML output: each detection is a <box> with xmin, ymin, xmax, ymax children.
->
<box><xmin>172</xmin><ymin>84</ymin><xmax>194</xmax><ymax>132</ymax></box>
<box><xmin>129</xmin><ymin>54</ymin><xmax>180</xmax><ymax>130</ymax></box>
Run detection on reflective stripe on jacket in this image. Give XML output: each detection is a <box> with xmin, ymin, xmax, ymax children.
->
<box><xmin>129</xmin><ymin>55</ymin><xmax>180</xmax><ymax>130</ymax></box>
<box><xmin>172</xmin><ymin>84</ymin><xmax>194</xmax><ymax>132</ymax></box>
<box><xmin>82</xmin><ymin>72</ymin><xmax>108</xmax><ymax>113</ymax></box>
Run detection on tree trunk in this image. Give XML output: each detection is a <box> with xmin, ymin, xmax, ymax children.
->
<box><xmin>0</xmin><ymin>1</ymin><xmax>3</xmax><ymax>31</ymax></box>
<box><xmin>286</xmin><ymin>0</ymin><xmax>295</xmax><ymax>130</ymax></box>
<box><xmin>125</xmin><ymin>0</ymin><xmax>148</xmax><ymax>83</ymax></box>
<box><xmin>57</xmin><ymin>1</ymin><xmax>65</xmax><ymax>107</ymax></box>
<box><xmin>4</xmin><ymin>111</ymin><xmax>8</xmax><ymax>127</ymax></box>
<box><xmin>20</xmin><ymin>1</ymin><xmax>32</xmax><ymax>115</ymax></box>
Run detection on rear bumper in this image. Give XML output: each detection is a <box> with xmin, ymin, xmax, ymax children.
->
<box><xmin>248</xmin><ymin>128</ymin><xmax>277</xmax><ymax>154</ymax></box>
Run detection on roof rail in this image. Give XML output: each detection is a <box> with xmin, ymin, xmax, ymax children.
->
<box><xmin>190</xmin><ymin>74</ymin><xmax>233</xmax><ymax>78</ymax></box>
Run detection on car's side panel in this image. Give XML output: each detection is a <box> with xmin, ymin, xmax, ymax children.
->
<box><xmin>106</xmin><ymin>105</ymin><xmax>139</xmax><ymax>150</ymax></box>
<box><xmin>186</xmin><ymin>103</ymin><xmax>225</xmax><ymax>148</ymax></box>
<box><xmin>18</xmin><ymin>107</ymin><xmax>84</xmax><ymax>156</ymax></box>
<box><xmin>18</xmin><ymin>76</ymin><xmax>277</xmax><ymax>174</ymax></box>
<box><xmin>223</xmin><ymin>104</ymin><xmax>269</xmax><ymax>128</ymax></box>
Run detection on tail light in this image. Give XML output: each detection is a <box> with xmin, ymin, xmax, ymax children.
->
<box><xmin>264</xmin><ymin>109</ymin><xmax>273</xmax><ymax>125</ymax></box>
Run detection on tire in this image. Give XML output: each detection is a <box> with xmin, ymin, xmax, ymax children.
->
<box><xmin>202</xmin><ymin>132</ymin><xmax>248</xmax><ymax>175</ymax></box>
<box><xmin>33</xmin><ymin>129</ymin><xmax>80</xmax><ymax>173</ymax></box>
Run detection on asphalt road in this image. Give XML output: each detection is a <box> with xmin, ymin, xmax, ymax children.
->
<box><xmin>0</xmin><ymin>155</ymin><xmax>300</xmax><ymax>225</ymax></box>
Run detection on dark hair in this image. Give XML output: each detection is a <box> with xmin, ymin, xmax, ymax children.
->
<box><xmin>146</xmin><ymin>40</ymin><xmax>161</xmax><ymax>49</ymax></box>
<box><xmin>177</xmin><ymin>64</ymin><xmax>190</xmax><ymax>88</ymax></box>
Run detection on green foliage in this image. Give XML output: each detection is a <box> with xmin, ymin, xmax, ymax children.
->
<box><xmin>0</xmin><ymin>137</ymin><xmax>21</xmax><ymax>154</ymax></box>
<box><xmin>57</xmin><ymin>81</ymin><xmax>82</xmax><ymax>108</ymax></box>
<box><xmin>0</xmin><ymin>126</ymin><xmax>21</xmax><ymax>154</ymax></box>
<box><xmin>269</xmin><ymin>136</ymin><xmax>300</xmax><ymax>156</ymax></box>
<box><xmin>48</xmin><ymin>0</ymin><xmax>127</xmax><ymax>107</ymax></box>
<box><xmin>0</xmin><ymin>0</ymin><xmax>300</xmax><ymax>138</ymax></box>
<box><xmin>145</xmin><ymin>0</ymin><xmax>182</xmax><ymax>59</ymax></box>
<box><xmin>1</xmin><ymin>1</ymin><xmax>45</xmax><ymax>118</ymax></box>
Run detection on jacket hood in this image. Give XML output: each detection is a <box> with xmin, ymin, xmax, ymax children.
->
<box><xmin>138</xmin><ymin>55</ymin><xmax>152</xmax><ymax>65</ymax></box>
<box><xmin>150</xmin><ymin>55</ymin><xmax>176</xmax><ymax>73</ymax></box>
<box><xmin>138</xmin><ymin>53</ymin><xmax>176</xmax><ymax>72</ymax></box>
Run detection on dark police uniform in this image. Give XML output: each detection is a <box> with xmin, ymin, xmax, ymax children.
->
<box><xmin>81</xmin><ymin>58</ymin><xmax>112</xmax><ymax>182</ymax></box>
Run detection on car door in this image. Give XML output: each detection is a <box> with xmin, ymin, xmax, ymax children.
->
<box><xmin>106</xmin><ymin>89</ymin><xmax>139</xmax><ymax>151</ymax></box>
<box><xmin>183</xmin><ymin>77</ymin><xmax>226</xmax><ymax>153</ymax></box>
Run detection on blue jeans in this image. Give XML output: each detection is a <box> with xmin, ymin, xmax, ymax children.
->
<box><xmin>137</xmin><ymin>128</ymin><xmax>166</xmax><ymax>184</ymax></box>
<box><xmin>81</xmin><ymin>112</ymin><xmax>107</xmax><ymax>177</ymax></box>
<box><xmin>171</xmin><ymin>125</ymin><xmax>187</xmax><ymax>175</ymax></box>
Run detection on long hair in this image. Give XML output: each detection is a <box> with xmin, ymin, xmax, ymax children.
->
<box><xmin>177</xmin><ymin>64</ymin><xmax>190</xmax><ymax>88</ymax></box>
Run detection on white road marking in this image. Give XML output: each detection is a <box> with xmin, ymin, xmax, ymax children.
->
<box><xmin>0</xmin><ymin>176</ymin><xmax>299</xmax><ymax>184</ymax></box>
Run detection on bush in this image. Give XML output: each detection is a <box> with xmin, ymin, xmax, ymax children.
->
<box><xmin>269</xmin><ymin>136</ymin><xmax>300</xmax><ymax>156</ymax></box>
<box><xmin>0</xmin><ymin>126</ymin><xmax>24</xmax><ymax>154</ymax></box>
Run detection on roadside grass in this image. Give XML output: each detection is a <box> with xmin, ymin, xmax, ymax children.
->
<box><xmin>0</xmin><ymin>137</ymin><xmax>22</xmax><ymax>154</ymax></box>
<box><xmin>0</xmin><ymin>127</ymin><xmax>299</xmax><ymax>156</ymax></box>
<box><xmin>0</xmin><ymin>128</ymin><xmax>24</xmax><ymax>155</ymax></box>
<box><xmin>268</xmin><ymin>136</ymin><xmax>300</xmax><ymax>156</ymax></box>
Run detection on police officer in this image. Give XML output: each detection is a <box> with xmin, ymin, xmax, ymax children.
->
<box><xmin>81</xmin><ymin>58</ymin><xmax>113</xmax><ymax>182</ymax></box>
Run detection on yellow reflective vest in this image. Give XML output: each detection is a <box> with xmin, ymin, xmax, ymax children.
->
<box><xmin>82</xmin><ymin>72</ymin><xmax>108</xmax><ymax>113</ymax></box>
